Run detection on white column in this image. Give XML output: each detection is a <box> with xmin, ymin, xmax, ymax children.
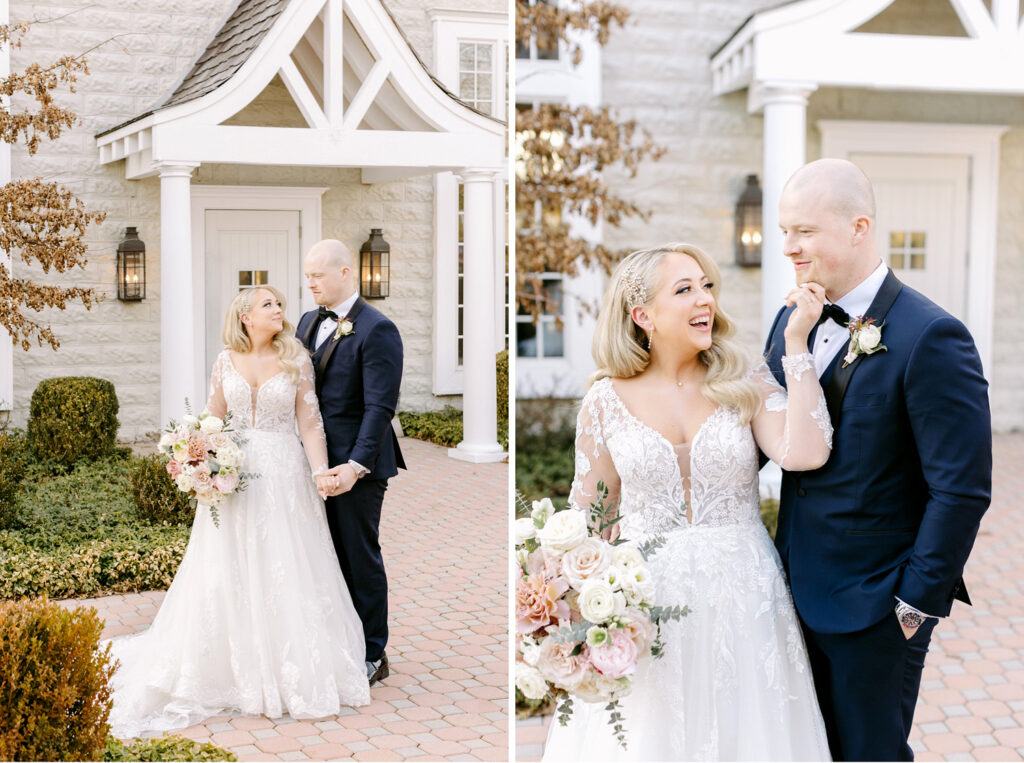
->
<box><xmin>757</xmin><ymin>83</ymin><xmax>816</xmax><ymax>340</ymax></box>
<box><xmin>450</xmin><ymin>168</ymin><xmax>504</xmax><ymax>463</ymax></box>
<box><xmin>0</xmin><ymin>0</ymin><xmax>12</xmax><ymax>414</ymax></box>
<box><xmin>157</xmin><ymin>162</ymin><xmax>200</xmax><ymax>425</ymax></box>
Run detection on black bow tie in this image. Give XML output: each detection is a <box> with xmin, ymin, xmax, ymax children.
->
<box><xmin>817</xmin><ymin>303</ymin><xmax>851</xmax><ymax>327</ymax></box>
<box><xmin>318</xmin><ymin>306</ymin><xmax>339</xmax><ymax>321</ymax></box>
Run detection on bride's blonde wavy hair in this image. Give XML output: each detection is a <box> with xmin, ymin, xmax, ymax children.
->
<box><xmin>221</xmin><ymin>286</ymin><xmax>305</xmax><ymax>384</ymax></box>
<box><xmin>591</xmin><ymin>243</ymin><xmax>761</xmax><ymax>424</ymax></box>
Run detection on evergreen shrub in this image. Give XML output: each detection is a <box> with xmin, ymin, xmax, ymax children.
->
<box><xmin>27</xmin><ymin>377</ymin><xmax>119</xmax><ymax>466</ymax></box>
<box><xmin>129</xmin><ymin>454</ymin><xmax>194</xmax><ymax>526</ymax></box>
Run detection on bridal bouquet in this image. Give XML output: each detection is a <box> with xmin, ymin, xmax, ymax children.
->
<box><xmin>158</xmin><ymin>408</ymin><xmax>251</xmax><ymax>528</ymax></box>
<box><xmin>514</xmin><ymin>487</ymin><xmax>687</xmax><ymax>749</ymax></box>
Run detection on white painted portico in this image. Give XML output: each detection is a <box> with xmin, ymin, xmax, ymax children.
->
<box><xmin>711</xmin><ymin>0</ymin><xmax>1024</xmax><ymax>376</ymax></box>
<box><xmin>95</xmin><ymin>0</ymin><xmax>505</xmax><ymax>461</ymax></box>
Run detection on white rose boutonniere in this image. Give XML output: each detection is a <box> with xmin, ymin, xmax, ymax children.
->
<box><xmin>843</xmin><ymin>316</ymin><xmax>887</xmax><ymax>367</ymax></box>
<box><xmin>334</xmin><ymin>319</ymin><xmax>355</xmax><ymax>341</ymax></box>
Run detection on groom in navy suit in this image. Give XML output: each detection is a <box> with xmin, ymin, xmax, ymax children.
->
<box><xmin>297</xmin><ymin>238</ymin><xmax>405</xmax><ymax>686</ymax></box>
<box><xmin>764</xmin><ymin>159</ymin><xmax>991</xmax><ymax>761</ymax></box>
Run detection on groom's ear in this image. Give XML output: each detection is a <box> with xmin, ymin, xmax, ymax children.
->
<box><xmin>851</xmin><ymin>214</ymin><xmax>871</xmax><ymax>245</ymax></box>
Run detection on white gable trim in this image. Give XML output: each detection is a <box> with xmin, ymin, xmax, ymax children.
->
<box><xmin>712</xmin><ymin>0</ymin><xmax>1024</xmax><ymax>103</ymax></box>
<box><xmin>819</xmin><ymin>120</ymin><xmax>1008</xmax><ymax>377</ymax></box>
<box><xmin>96</xmin><ymin>0</ymin><xmax>503</xmax><ymax>179</ymax></box>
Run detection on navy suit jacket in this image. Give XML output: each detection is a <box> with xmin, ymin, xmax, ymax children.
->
<box><xmin>765</xmin><ymin>270</ymin><xmax>991</xmax><ymax>634</ymax></box>
<box><xmin>297</xmin><ymin>298</ymin><xmax>406</xmax><ymax>481</ymax></box>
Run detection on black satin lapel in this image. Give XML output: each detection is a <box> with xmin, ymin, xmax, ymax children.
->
<box><xmin>314</xmin><ymin>298</ymin><xmax>365</xmax><ymax>395</ymax></box>
<box><xmin>301</xmin><ymin>314</ymin><xmax>323</xmax><ymax>352</ymax></box>
<box><xmin>824</xmin><ymin>270</ymin><xmax>904</xmax><ymax>428</ymax></box>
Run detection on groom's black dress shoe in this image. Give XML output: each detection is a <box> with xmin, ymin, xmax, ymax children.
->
<box><xmin>366</xmin><ymin>653</ymin><xmax>389</xmax><ymax>686</ymax></box>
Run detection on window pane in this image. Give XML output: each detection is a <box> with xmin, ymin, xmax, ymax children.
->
<box><xmin>254</xmin><ymin>270</ymin><xmax>268</xmax><ymax>286</ymax></box>
<box><xmin>478</xmin><ymin>44</ymin><xmax>492</xmax><ymax>67</ymax></box>
<box><xmin>459</xmin><ymin>73</ymin><xmax>475</xmax><ymax>99</ymax></box>
<box><xmin>541</xmin><ymin>279</ymin><xmax>563</xmax><ymax>316</ymax></box>
<box><xmin>910</xmin><ymin>253</ymin><xmax>925</xmax><ymax>270</ymax></box>
<box><xmin>541</xmin><ymin>321</ymin><xmax>564</xmax><ymax>357</ymax></box>
<box><xmin>910</xmin><ymin>231</ymin><xmax>926</xmax><ymax>248</ymax></box>
<box><xmin>890</xmin><ymin>231</ymin><xmax>905</xmax><ymax>248</ymax></box>
<box><xmin>890</xmin><ymin>253</ymin><xmax>905</xmax><ymax>269</ymax></box>
<box><xmin>459</xmin><ymin>43</ymin><xmax>474</xmax><ymax>70</ymax></box>
<box><xmin>238</xmin><ymin>271</ymin><xmax>252</xmax><ymax>286</ymax></box>
<box><xmin>517</xmin><ymin>320</ymin><xmax>538</xmax><ymax>357</ymax></box>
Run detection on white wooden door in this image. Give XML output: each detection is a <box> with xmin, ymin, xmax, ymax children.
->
<box><xmin>852</xmin><ymin>154</ymin><xmax>969</xmax><ymax>320</ymax></box>
<box><xmin>204</xmin><ymin>209</ymin><xmax>301</xmax><ymax>374</ymax></box>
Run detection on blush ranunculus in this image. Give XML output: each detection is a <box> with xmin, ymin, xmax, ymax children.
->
<box><xmin>166</xmin><ymin>459</ymin><xmax>182</xmax><ymax>477</ymax></box>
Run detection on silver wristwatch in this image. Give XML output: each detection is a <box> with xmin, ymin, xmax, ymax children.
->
<box><xmin>895</xmin><ymin>601</ymin><xmax>925</xmax><ymax>629</ymax></box>
<box><xmin>347</xmin><ymin>459</ymin><xmax>369</xmax><ymax>479</ymax></box>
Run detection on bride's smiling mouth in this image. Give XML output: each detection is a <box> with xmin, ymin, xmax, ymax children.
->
<box><xmin>688</xmin><ymin>313</ymin><xmax>712</xmax><ymax>331</ymax></box>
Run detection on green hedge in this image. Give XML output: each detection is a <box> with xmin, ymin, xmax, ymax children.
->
<box><xmin>496</xmin><ymin>349</ymin><xmax>509</xmax><ymax>420</ymax></box>
<box><xmin>0</xmin><ymin>429</ymin><xmax>29</xmax><ymax>529</ymax></box>
<box><xmin>129</xmin><ymin>454</ymin><xmax>194</xmax><ymax>526</ymax></box>
<box><xmin>1</xmin><ymin>455</ymin><xmax>189</xmax><ymax>599</ymax></box>
<box><xmin>399</xmin><ymin>407</ymin><xmax>509</xmax><ymax>451</ymax></box>
<box><xmin>27</xmin><ymin>376</ymin><xmax>120</xmax><ymax>467</ymax></box>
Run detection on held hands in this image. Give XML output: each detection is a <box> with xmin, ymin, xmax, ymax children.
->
<box><xmin>314</xmin><ymin>463</ymin><xmax>358</xmax><ymax>498</ymax></box>
<box><xmin>783</xmin><ymin>281</ymin><xmax>827</xmax><ymax>349</ymax></box>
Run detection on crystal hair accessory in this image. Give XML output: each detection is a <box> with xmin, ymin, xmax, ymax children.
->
<box><xmin>623</xmin><ymin>264</ymin><xmax>647</xmax><ymax>309</ymax></box>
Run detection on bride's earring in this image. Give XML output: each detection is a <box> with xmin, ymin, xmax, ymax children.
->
<box><xmin>647</xmin><ymin>325</ymin><xmax>654</xmax><ymax>352</ymax></box>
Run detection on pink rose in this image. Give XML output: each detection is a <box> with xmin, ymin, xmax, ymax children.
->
<box><xmin>516</xmin><ymin>573</ymin><xmax>570</xmax><ymax>634</ymax></box>
<box><xmin>166</xmin><ymin>459</ymin><xmax>182</xmax><ymax>477</ymax></box>
<box><xmin>587</xmin><ymin>629</ymin><xmax>638</xmax><ymax>679</ymax></box>
<box><xmin>536</xmin><ymin>636</ymin><xmax>589</xmax><ymax>690</ymax></box>
<box><xmin>620</xmin><ymin>608</ymin><xmax>656</xmax><ymax>657</ymax></box>
<box><xmin>213</xmin><ymin>471</ymin><xmax>239</xmax><ymax>494</ymax></box>
<box><xmin>192</xmin><ymin>463</ymin><xmax>213</xmax><ymax>490</ymax></box>
<box><xmin>560</xmin><ymin>537</ymin><xmax>612</xmax><ymax>589</ymax></box>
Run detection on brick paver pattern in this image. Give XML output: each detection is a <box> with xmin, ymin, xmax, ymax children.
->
<box><xmin>517</xmin><ymin>433</ymin><xmax>1024</xmax><ymax>762</ymax></box>
<box><xmin>60</xmin><ymin>438</ymin><xmax>509</xmax><ymax>762</ymax></box>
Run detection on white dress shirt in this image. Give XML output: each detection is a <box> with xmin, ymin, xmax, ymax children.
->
<box><xmin>314</xmin><ymin>291</ymin><xmax>359</xmax><ymax>350</ymax></box>
<box><xmin>811</xmin><ymin>260</ymin><xmax>888</xmax><ymax>377</ymax></box>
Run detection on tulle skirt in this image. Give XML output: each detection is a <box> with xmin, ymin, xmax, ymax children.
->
<box><xmin>107</xmin><ymin>430</ymin><xmax>370</xmax><ymax>738</ymax></box>
<box><xmin>543</xmin><ymin>521</ymin><xmax>830</xmax><ymax>761</ymax></box>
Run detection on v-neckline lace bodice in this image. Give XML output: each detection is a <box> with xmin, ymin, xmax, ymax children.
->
<box><xmin>574</xmin><ymin>377</ymin><xmax>762</xmax><ymax>539</ymax></box>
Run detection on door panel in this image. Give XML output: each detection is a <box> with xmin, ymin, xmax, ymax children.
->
<box><xmin>852</xmin><ymin>154</ymin><xmax>968</xmax><ymax>319</ymax></box>
<box><xmin>204</xmin><ymin>209</ymin><xmax>301</xmax><ymax>375</ymax></box>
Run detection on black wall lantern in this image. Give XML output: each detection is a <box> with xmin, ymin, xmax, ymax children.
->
<box><xmin>360</xmin><ymin>228</ymin><xmax>390</xmax><ymax>299</ymax></box>
<box><xmin>117</xmin><ymin>226</ymin><xmax>146</xmax><ymax>301</ymax></box>
<box><xmin>734</xmin><ymin>174</ymin><xmax>763</xmax><ymax>267</ymax></box>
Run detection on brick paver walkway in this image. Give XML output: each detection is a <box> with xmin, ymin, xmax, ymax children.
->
<box><xmin>60</xmin><ymin>438</ymin><xmax>509</xmax><ymax>762</ymax></box>
<box><xmin>517</xmin><ymin>433</ymin><xmax>1024</xmax><ymax>762</ymax></box>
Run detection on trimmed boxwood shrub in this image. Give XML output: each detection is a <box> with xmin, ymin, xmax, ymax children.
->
<box><xmin>27</xmin><ymin>377</ymin><xmax>119</xmax><ymax>466</ymax></box>
<box><xmin>0</xmin><ymin>597</ymin><xmax>115</xmax><ymax>762</ymax></box>
<box><xmin>496</xmin><ymin>349</ymin><xmax>509</xmax><ymax>420</ymax></box>
<box><xmin>129</xmin><ymin>454</ymin><xmax>194</xmax><ymax>526</ymax></box>
<box><xmin>0</xmin><ymin>429</ymin><xmax>29</xmax><ymax>529</ymax></box>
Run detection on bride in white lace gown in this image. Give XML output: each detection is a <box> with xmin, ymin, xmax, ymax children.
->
<box><xmin>108</xmin><ymin>286</ymin><xmax>370</xmax><ymax>738</ymax></box>
<box><xmin>542</xmin><ymin>244</ymin><xmax>831</xmax><ymax>761</ymax></box>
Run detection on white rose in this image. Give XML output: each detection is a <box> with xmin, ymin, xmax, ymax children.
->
<box><xmin>182</xmin><ymin>414</ymin><xmax>199</xmax><ymax>428</ymax></box>
<box><xmin>531</xmin><ymin>497</ymin><xmax>554</xmax><ymax>525</ymax></box>
<box><xmin>857</xmin><ymin>324</ymin><xmax>882</xmax><ymax>352</ymax></box>
<box><xmin>560</xmin><ymin>537</ymin><xmax>612</xmax><ymax>589</ymax></box>
<box><xmin>611</xmin><ymin>543</ymin><xmax>645</xmax><ymax>571</ymax></box>
<box><xmin>158</xmin><ymin>432</ymin><xmax>176</xmax><ymax>451</ymax></box>
<box><xmin>536</xmin><ymin>509</ymin><xmax>588</xmax><ymax>555</ymax></box>
<box><xmin>514</xmin><ymin>517</ymin><xmax>537</xmax><ymax>545</ymax></box>
<box><xmin>516</xmin><ymin>663</ymin><xmax>549</xmax><ymax>701</ymax></box>
<box><xmin>199</xmin><ymin>415</ymin><xmax>224</xmax><ymax>434</ymax></box>
<box><xmin>577</xmin><ymin>578</ymin><xmax>618</xmax><ymax>623</ymax></box>
<box><xmin>175</xmin><ymin>473</ymin><xmax>194</xmax><ymax>493</ymax></box>
<box><xmin>519</xmin><ymin>636</ymin><xmax>541</xmax><ymax>666</ymax></box>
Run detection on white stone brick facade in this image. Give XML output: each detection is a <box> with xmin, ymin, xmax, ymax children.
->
<box><xmin>6</xmin><ymin>0</ymin><xmax>504</xmax><ymax>439</ymax></box>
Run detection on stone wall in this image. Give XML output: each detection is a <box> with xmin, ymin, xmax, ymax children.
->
<box><xmin>596</xmin><ymin>0</ymin><xmax>1024</xmax><ymax>431</ymax></box>
<box><xmin>7</xmin><ymin>0</ymin><xmax>480</xmax><ymax>438</ymax></box>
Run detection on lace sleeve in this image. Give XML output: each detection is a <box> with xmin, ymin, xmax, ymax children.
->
<box><xmin>569</xmin><ymin>388</ymin><xmax>621</xmax><ymax>519</ymax></box>
<box><xmin>295</xmin><ymin>353</ymin><xmax>329</xmax><ymax>475</ymax></box>
<box><xmin>205</xmin><ymin>351</ymin><xmax>228</xmax><ymax>418</ymax></box>
<box><xmin>749</xmin><ymin>356</ymin><xmax>832</xmax><ymax>471</ymax></box>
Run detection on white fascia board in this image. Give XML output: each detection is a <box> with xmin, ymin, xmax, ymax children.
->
<box><xmin>757</xmin><ymin>32</ymin><xmax>1024</xmax><ymax>94</ymax></box>
<box><xmin>151</xmin><ymin>124</ymin><xmax>503</xmax><ymax>169</ymax></box>
<box><xmin>343</xmin><ymin>0</ymin><xmax>504</xmax><ymax>136</ymax></box>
